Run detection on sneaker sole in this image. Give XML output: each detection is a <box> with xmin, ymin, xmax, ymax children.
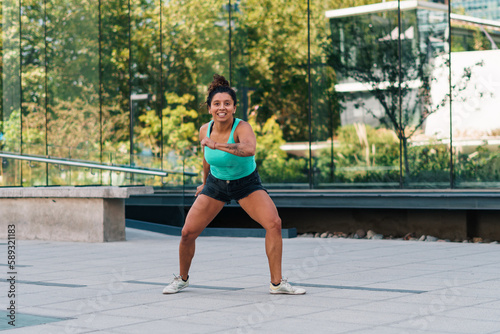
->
<box><xmin>269</xmin><ymin>290</ymin><xmax>306</xmax><ymax>295</ymax></box>
<box><xmin>163</xmin><ymin>284</ymin><xmax>189</xmax><ymax>294</ymax></box>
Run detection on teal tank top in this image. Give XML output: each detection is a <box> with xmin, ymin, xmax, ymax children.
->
<box><xmin>204</xmin><ymin>118</ymin><xmax>257</xmax><ymax>180</ymax></box>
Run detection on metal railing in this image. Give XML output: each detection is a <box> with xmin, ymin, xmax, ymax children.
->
<box><xmin>0</xmin><ymin>152</ymin><xmax>197</xmax><ymax>177</ymax></box>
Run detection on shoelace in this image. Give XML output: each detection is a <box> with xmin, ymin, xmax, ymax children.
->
<box><xmin>170</xmin><ymin>274</ymin><xmax>183</xmax><ymax>285</ymax></box>
<box><xmin>274</xmin><ymin>277</ymin><xmax>293</xmax><ymax>291</ymax></box>
<box><xmin>281</xmin><ymin>278</ymin><xmax>292</xmax><ymax>290</ymax></box>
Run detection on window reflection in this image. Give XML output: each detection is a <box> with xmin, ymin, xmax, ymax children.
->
<box><xmin>1</xmin><ymin>0</ymin><xmax>499</xmax><ymax>189</ymax></box>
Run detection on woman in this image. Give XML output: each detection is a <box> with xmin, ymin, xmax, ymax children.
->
<box><xmin>163</xmin><ymin>74</ymin><xmax>305</xmax><ymax>295</ymax></box>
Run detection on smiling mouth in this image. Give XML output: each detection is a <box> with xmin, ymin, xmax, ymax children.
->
<box><xmin>217</xmin><ymin>112</ymin><xmax>227</xmax><ymax>117</ymax></box>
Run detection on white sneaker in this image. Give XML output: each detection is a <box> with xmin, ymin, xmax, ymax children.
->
<box><xmin>162</xmin><ymin>275</ymin><xmax>189</xmax><ymax>294</ymax></box>
<box><xmin>269</xmin><ymin>278</ymin><xmax>306</xmax><ymax>295</ymax></box>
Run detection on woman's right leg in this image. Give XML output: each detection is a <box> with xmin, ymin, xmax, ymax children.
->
<box><xmin>179</xmin><ymin>194</ymin><xmax>225</xmax><ymax>279</ymax></box>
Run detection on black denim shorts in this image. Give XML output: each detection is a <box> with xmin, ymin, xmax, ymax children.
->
<box><xmin>200</xmin><ymin>169</ymin><xmax>268</xmax><ymax>204</ymax></box>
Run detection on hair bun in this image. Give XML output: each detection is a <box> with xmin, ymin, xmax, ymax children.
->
<box><xmin>207</xmin><ymin>74</ymin><xmax>230</xmax><ymax>94</ymax></box>
<box><xmin>203</xmin><ymin>73</ymin><xmax>237</xmax><ymax>108</ymax></box>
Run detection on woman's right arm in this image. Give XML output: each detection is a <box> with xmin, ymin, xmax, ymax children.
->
<box><xmin>195</xmin><ymin>123</ymin><xmax>210</xmax><ymax>197</ymax></box>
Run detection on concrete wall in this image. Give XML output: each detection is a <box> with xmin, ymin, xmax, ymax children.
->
<box><xmin>0</xmin><ymin>198</ymin><xmax>124</xmax><ymax>242</ymax></box>
<box><xmin>0</xmin><ymin>186</ymin><xmax>153</xmax><ymax>242</ymax></box>
<box><xmin>182</xmin><ymin>207</ymin><xmax>490</xmax><ymax>240</ymax></box>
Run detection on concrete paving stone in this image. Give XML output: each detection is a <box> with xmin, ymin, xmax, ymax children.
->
<box><xmin>425</xmin><ymin>285</ymin><xmax>500</xmax><ymax>300</ymax></box>
<box><xmin>17</xmin><ymin>269</ymin><xmax>91</xmax><ymax>280</ymax></box>
<box><xmin>178</xmin><ymin>271</ymin><xmax>264</xmax><ymax>285</ymax></box>
<box><xmin>317</xmin><ymin>288</ymin><xmax>404</xmax><ymax>302</ymax></box>
<box><xmin>266</xmin><ymin>294</ymin><xmax>368</xmax><ymax>309</ymax></box>
<box><xmin>476</xmin><ymin>300</ymin><xmax>500</xmax><ymax>310</ymax></box>
<box><xmin>191</xmin><ymin>288</ymin><xmax>272</xmax><ymax>301</ymax></box>
<box><xmin>152</xmin><ymin>294</ymin><xmax>256</xmax><ymax>311</ymax></box>
<box><xmin>17</xmin><ymin>292</ymin><xmax>89</xmax><ymax>308</ymax></box>
<box><xmin>10</xmin><ymin>283</ymin><xmax>55</xmax><ymax>295</ymax></box>
<box><xmin>80</xmin><ymin>287</ymin><xmax>177</xmax><ymax>305</ymax></box>
<box><xmin>18</xmin><ymin>305</ymin><xmax>79</xmax><ymax>319</ymax></box>
<box><xmin>0</xmin><ymin>323</ymin><xmax>89</xmax><ymax>334</ymax></box>
<box><xmin>362</xmin><ymin>281</ymin><xmax>442</xmax><ymax>292</ymax></box>
<box><xmin>109</xmin><ymin>318</ymin><xmax>226</xmax><ymax>333</ymax></box>
<box><xmin>465</xmin><ymin>264</ymin><xmax>500</xmax><ymax>274</ymax></box>
<box><xmin>46</xmin><ymin>298</ymin><xmax>140</xmax><ymax>316</ymax></box>
<box><xmin>345</xmin><ymin>299</ymin><xmax>461</xmax><ymax>316</ymax></box>
<box><xmin>300</xmin><ymin>308</ymin><xmax>410</xmax><ymax>327</ymax></box>
<box><xmin>100</xmin><ymin>304</ymin><xmax>213</xmax><ymax>320</ymax></box>
<box><xmin>307</xmin><ymin>273</ymin><xmax>417</xmax><ymax>286</ymax></box>
<box><xmin>439</xmin><ymin>306</ymin><xmax>500</xmax><ymax>321</ymax></box>
<box><xmin>390</xmin><ymin>315</ymin><xmax>500</xmax><ymax>333</ymax></box>
<box><xmin>149</xmin><ymin>293</ymin><xmax>240</xmax><ymax>309</ymax></box>
<box><xmin>31</xmin><ymin>276</ymin><xmax>121</xmax><ymax>287</ymax></box>
<box><xmin>398</xmin><ymin>262</ymin><xmax>476</xmax><ymax>272</ymax></box>
<box><xmin>308</xmin><ymin>272</ymin><xmax>380</xmax><ymax>282</ymax></box>
<box><xmin>487</xmin><ymin>330</ymin><xmax>500</xmax><ymax>334</ymax></box>
<box><xmin>418</xmin><ymin>271</ymin><xmax>500</xmax><ymax>281</ymax></box>
<box><xmin>346</xmin><ymin>325</ymin><xmax>457</xmax><ymax>334</ymax></box>
<box><xmin>388</xmin><ymin>291</ymin><xmax>496</xmax><ymax>307</ymax></box>
<box><xmin>424</xmin><ymin>258</ymin><xmax>499</xmax><ymax>267</ymax></box>
<box><xmin>2</xmin><ymin>227</ymin><xmax>500</xmax><ymax>333</ymax></box>
<box><xmin>221</xmin><ymin>302</ymin><xmax>334</xmax><ymax>318</ymax></box>
<box><xmin>126</xmin><ymin>228</ymin><xmax>175</xmax><ymax>240</ymax></box>
<box><xmin>293</xmin><ymin>265</ymin><xmax>368</xmax><ymax>275</ymax></box>
<box><xmin>191</xmin><ymin>273</ymin><xmax>265</xmax><ymax>286</ymax></box>
<box><xmin>50</xmin><ymin>313</ymin><xmax>147</xmax><ymax>332</ymax></box>
<box><xmin>167</xmin><ymin>309</ymin><xmax>283</xmax><ymax>330</ymax></box>
<box><xmin>362</xmin><ymin>281</ymin><xmax>452</xmax><ymax>291</ymax></box>
<box><xmin>453</xmin><ymin>287</ymin><xmax>500</xmax><ymax>299</ymax></box>
<box><xmin>304</xmin><ymin>279</ymin><xmax>393</xmax><ymax>290</ymax></box>
<box><xmin>350</xmin><ymin>267</ymin><xmax>438</xmax><ymax>278</ymax></box>
<box><xmin>460</xmin><ymin>279</ymin><xmax>500</xmax><ymax>289</ymax></box>
<box><xmin>220</xmin><ymin>317</ymin><xmax>368</xmax><ymax>334</ymax></box>
<box><xmin>18</xmin><ymin>287</ymin><xmax>97</xmax><ymax>302</ymax></box>
<box><xmin>18</xmin><ymin>262</ymin><xmax>89</xmax><ymax>270</ymax></box>
<box><xmin>62</xmin><ymin>281</ymin><xmax>152</xmax><ymax>294</ymax></box>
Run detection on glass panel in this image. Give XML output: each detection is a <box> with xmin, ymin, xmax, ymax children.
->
<box><xmin>232</xmin><ymin>0</ymin><xmax>309</xmax><ymax>187</ymax></box>
<box><xmin>325</xmin><ymin>3</ymin><xmax>402</xmax><ymax>188</ymax></box>
<box><xmin>130</xmin><ymin>0</ymin><xmax>161</xmax><ymax>174</ymax></box>
<box><xmin>101</xmin><ymin>0</ymin><xmax>130</xmax><ymax>185</ymax></box>
<box><xmin>1</xmin><ymin>0</ymin><xmax>22</xmax><ymax>186</ymax></box>
<box><xmin>311</xmin><ymin>1</ymin><xmax>342</xmax><ymax>188</ymax></box>
<box><xmin>452</xmin><ymin>0</ymin><xmax>500</xmax><ymax>21</ymax></box>
<box><xmin>449</xmin><ymin>2</ymin><xmax>500</xmax><ymax>187</ymax></box>
<box><xmin>403</xmin><ymin>7</ymin><xmax>450</xmax><ymax>188</ymax></box>
<box><xmin>45</xmin><ymin>0</ymin><xmax>100</xmax><ymax>185</ymax></box>
<box><xmin>161</xmin><ymin>0</ymin><xmax>229</xmax><ymax>189</ymax></box>
<box><xmin>21</xmin><ymin>0</ymin><xmax>47</xmax><ymax>186</ymax></box>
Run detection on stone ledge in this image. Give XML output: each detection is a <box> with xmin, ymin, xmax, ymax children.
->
<box><xmin>0</xmin><ymin>186</ymin><xmax>154</xmax><ymax>198</ymax></box>
<box><xmin>0</xmin><ymin>186</ymin><xmax>153</xmax><ymax>242</ymax></box>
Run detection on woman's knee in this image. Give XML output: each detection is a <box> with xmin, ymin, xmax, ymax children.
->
<box><xmin>181</xmin><ymin>227</ymin><xmax>199</xmax><ymax>242</ymax></box>
<box><xmin>266</xmin><ymin>215</ymin><xmax>282</xmax><ymax>232</ymax></box>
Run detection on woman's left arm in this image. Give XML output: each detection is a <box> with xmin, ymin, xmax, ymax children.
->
<box><xmin>201</xmin><ymin>121</ymin><xmax>256</xmax><ymax>157</ymax></box>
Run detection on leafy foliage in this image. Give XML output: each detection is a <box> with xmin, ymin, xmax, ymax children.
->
<box><xmin>1</xmin><ymin>0</ymin><xmax>496</xmax><ymax>188</ymax></box>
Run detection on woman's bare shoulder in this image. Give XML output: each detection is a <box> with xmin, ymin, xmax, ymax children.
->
<box><xmin>199</xmin><ymin>122</ymin><xmax>210</xmax><ymax>140</ymax></box>
<box><xmin>199</xmin><ymin>122</ymin><xmax>210</xmax><ymax>132</ymax></box>
<box><xmin>236</xmin><ymin>119</ymin><xmax>253</xmax><ymax>130</ymax></box>
<box><xmin>234</xmin><ymin>120</ymin><xmax>256</xmax><ymax>142</ymax></box>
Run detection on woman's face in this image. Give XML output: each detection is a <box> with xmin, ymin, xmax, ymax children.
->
<box><xmin>209</xmin><ymin>92</ymin><xmax>236</xmax><ymax>122</ymax></box>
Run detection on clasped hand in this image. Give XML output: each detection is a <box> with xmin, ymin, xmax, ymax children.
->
<box><xmin>201</xmin><ymin>137</ymin><xmax>216</xmax><ymax>150</ymax></box>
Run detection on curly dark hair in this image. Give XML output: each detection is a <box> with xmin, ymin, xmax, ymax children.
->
<box><xmin>204</xmin><ymin>74</ymin><xmax>237</xmax><ymax>108</ymax></box>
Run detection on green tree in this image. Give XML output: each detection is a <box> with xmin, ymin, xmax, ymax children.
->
<box><xmin>247</xmin><ymin>112</ymin><xmax>307</xmax><ymax>183</ymax></box>
<box><xmin>326</xmin><ymin>9</ymin><xmax>482</xmax><ymax>182</ymax></box>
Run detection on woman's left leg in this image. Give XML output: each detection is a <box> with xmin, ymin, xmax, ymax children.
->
<box><xmin>238</xmin><ymin>190</ymin><xmax>282</xmax><ymax>285</ymax></box>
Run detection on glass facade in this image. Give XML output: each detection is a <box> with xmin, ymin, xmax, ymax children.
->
<box><xmin>452</xmin><ymin>0</ymin><xmax>500</xmax><ymax>21</ymax></box>
<box><xmin>0</xmin><ymin>0</ymin><xmax>499</xmax><ymax>189</ymax></box>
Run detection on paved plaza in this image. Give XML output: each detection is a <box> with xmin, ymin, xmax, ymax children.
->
<box><xmin>1</xmin><ymin>228</ymin><xmax>500</xmax><ymax>333</ymax></box>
